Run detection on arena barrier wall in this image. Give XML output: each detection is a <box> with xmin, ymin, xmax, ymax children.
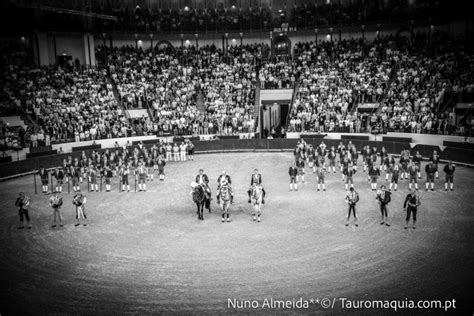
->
<box><xmin>1</xmin><ymin>138</ymin><xmax>474</xmax><ymax>180</ymax></box>
<box><xmin>0</xmin><ymin>156</ymin><xmax>12</xmax><ymax>164</ymax></box>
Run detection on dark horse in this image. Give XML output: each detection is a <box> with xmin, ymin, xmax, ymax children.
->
<box><xmin>192</xmin><ymin>184</ymin><xmax>211</xmax><ymax>220</ymax></box>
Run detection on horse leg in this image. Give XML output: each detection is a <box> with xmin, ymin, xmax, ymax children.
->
<box><xmin>226</xmin><ymin>202</ymin><xmax>230</xmax><ymax>222</ymax></box>
<box><xmin>199</xmin><ymin>202</ymin><xmax>204</xmax><ymax>220</ymax></box>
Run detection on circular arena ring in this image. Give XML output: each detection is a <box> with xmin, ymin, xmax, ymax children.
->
<box><xmin>1</xmin><ymin>152</ymin><xmax>473</xmax><ymax>314</ymax></box>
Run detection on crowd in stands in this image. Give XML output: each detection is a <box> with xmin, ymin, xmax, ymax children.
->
<box><xmin>287</xmin><ymin>32</ymin><xmax>473</xmax><ymax>136</ymax></box>
<box><xmin>103</xmin><ymin>43</ymin><xmax>264</xmax><ymax>136</ymax></box>
<box><xmin>1</xmin><ymin>28</ymin><xmax>472</xmax><ymax>152</ymax></box>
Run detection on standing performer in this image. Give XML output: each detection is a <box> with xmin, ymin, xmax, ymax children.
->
<box><xmin>430</xmin><ymin>150</ymin><xmax>440</xmax><ymax>179</ymax></box>
<box><xmin>52</xmin><ymin>167</ymin><xmax>64</xmax><ymax>193</ymax></box>
<box><xmin>316</xmin><ymin>165</ymin><xmax>327</xmax><ymax>191</ymax></box>
<box><xmin>413</xmin><ymin>151</ymin><xmax>423</xmax><ymax>179</ymax></box>
<box><xmin>389</xmin><ymin>162</ymin><xmax>400</xmax><ymax>191</ymax></box>
<box><xmin>119</xmin><ymin>163</ymin><xmax>130</xmax><ymax>192</ymax></box>
<box><xmin>187</xmin><ymin>140</ymin><xmax>195</xmax><ymax>161</ymax></box>
<box><xmin>328</xmin><ymin>147</ymin><xmax>337</xmax><ymax>173</ymax></box>
<box><xmin>15</xmin><ymin>192</ymin><xmax>31</xmax><ymax>229</ymax></box>
<box><xmin>165</xmin><ymin>142</ymin><xmax>172</xmax><ymax>161</ymax></box>
<box><xmin>39</xmin><ymin>166</ymin><xmax>49</xmax><ymax>194</ymax></box>
<box><xmin>137</xmin><ymin>161</ymin><xmax>148</xmax><ymax>192</ymax></box>
<box><xmin>147</xmin><ymin>157</ymin><xmax>154</xmax><ymax>181</ymax></box>
<box><xmin>288</xmin><ymin>162</ymin><xmax>298</xmax><ymax>191</ymax></box>
<box><xmin>425</xmin><ymin>161</ymin><xmax>436</xmax><ymax>191</ymax></box>
<box><xmin>247</xmin><ymin>168</ymin><xmax>266</xmax><ymax>203</ymax></box>
<box><xmin>296</xmin><ymin>156</ymin><xmax>305</xmax><ymax>183</ymax></box>
<box><xmin>341</xmin><ymin>156</ymin><xmax>351</xmax><ymax>182</ymax></box>
<box><xmin>73</xmin><ymin>192</ymin><xmax>87</xmax><ymax>227</ymax></box>
<box><xmin>344</xmin><ymin>163</ymin><xmax>356</xmax><ymax>190</ymax></box>
<box><xmin>380</xmin><ymin>147</ymin><xmax>388</xmax><ymax>171</ymax></box>
<box><xmin>345</xmin><ymin>187</ymin><xmax>359</xmax><ymax>227</ymax></box>
<box><xmin>443</xmin><ymin>161</ymin><xmax>455</xmax><ymax>191</ymax></box>
<box><xmin>104</xmin><ymin>166</ymin><xmax>113</xmax><ymax>192</ymax></box>
<box><xmin>70</xmin><ymin>165</ymin><xmax>81</xmax><ymax>192</ymax></box>
<box><xmin>403</xmin><ymin>188</ymin><xmax>421</xmax><ymax>229</ymax></box>
<box><xmin>407</xmin><ymin>161</ymin><xmax>419</xmax><ymax>190</ymax></box>
<box><xmin>180</xmin><ymin>141</ymin><xmax>187</xmax><ymax>161</ymax></box>
<box><xmin>385</xmin><ymin>155</ymin><xmax>395</xmax><ymax>181</ymax></box>
<box><xmin>368</xmin><ymin>164</ymin><xmax>380</xmax><ymax>191</ymax></box>
<box><xmin>376</xmin><ymin>185</ymin><xmax>391</xmax><ymax>226</ymax></box>
<box><xmin>49</xmin><ymin>193</ymin><xmax>63</xmax><ymax>228</ymax></box>
<box><xmin>157</xmin><ymin>155</ymin><xmax>166</xmax><ymax>181</ymax></box>
<box><xmin>88</xmin><ymin>165</ymin><xmax>99</xmax><ymax>192</ymax></box>
<box><xmin>173</xmin><ymin>143</ymin><xmax>180</xmax><ymax>161</ymax></box>
<box><xmin>400</xmin><ymin>153</ymin><xmax>409</xmax><ymax>180</ymax></box>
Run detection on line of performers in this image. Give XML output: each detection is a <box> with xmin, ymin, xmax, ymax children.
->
<box><xmin>15</xmin><ymin>191</ymin><xmax>88</xmax><ymax>229</ymax></box>
<box><xmin>287</xmin><ymin>140</ymin><xmax>456</xmax><ymax>192</ymax></box>
<box><xmin>36</xmin><ymin>140</ymin><xmax>195</xmax><ymax>194</ymax></box>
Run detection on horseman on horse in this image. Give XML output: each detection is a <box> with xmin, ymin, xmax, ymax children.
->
<box><xmin>247</xmin><ymin>168</ymin><xmax>266</xmax><ymax>204</ymax></box>
<box><xmin>195</xmin><ymin>168</ymin><xmax>212</xmax><ymax>198</ymax></box>
<box><xmin>217</xmin><ymin>171</ymin><xmax>233</xmax><ymax>222</ymax></box>
<box><xmin>247</xmin><ymin>168</ymin><xmax>266</xmax><ymax>222</ymax></box>
<box><xmin>217</xmin><ymin>171</ymin><xmax>233</xmax><ymax>204</ymax></box>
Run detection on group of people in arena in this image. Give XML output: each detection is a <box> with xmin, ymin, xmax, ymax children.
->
<box><xmin>17</xmin><ymin>136</ymin><xmax>458</xmax><ymax>230</ymax></box>
<box><xmin>288</xmin><ymin>139</ymin><xmax>456</xmax><ymax>229</ymax></box>
<box><xmin>37</xmin><ymin>139</ymin><xmax>194</xmax><ymax>196</ymax></box>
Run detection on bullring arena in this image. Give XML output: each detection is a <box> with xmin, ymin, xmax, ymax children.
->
<box><xmin>1</xmin><ymin>149</ymin><xmax>474</xmax><ymax>314</ymax></box>
<box><xmin>1</xmin><ymin>0</ymin><xmax>474</xmax><ymax>314</ymax></box>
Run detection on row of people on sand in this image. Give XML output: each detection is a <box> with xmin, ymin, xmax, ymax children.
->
<box><xmin>17</xmin><ymin>165</ymin><xmax>427</xmax><ymax>230</ymax></box>
<box><xmin>15</xmin><ymin>192</ymin><xmax>88</xmax><ymax>229</ymax></box>
<box><xmin>290</xmin><ymin>141</ymin><xmax>454</xmax><ymax>192</ymax></box>
<box><xmin>288</xmin><ymin>159</ymin><xmax>455</xmax><ymax>192</ymax></box>
<box><xmin>345</xmin><ymin>186</ymin><xmax>421</xmax><ymax>230</ymax></box>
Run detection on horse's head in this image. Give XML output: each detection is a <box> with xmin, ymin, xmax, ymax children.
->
<box><xmin>251</xmin><ymin>184</ymin><xmax>262</xmax><ymax>200</ymax></box>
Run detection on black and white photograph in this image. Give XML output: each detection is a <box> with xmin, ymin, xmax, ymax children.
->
<box><xmin>0</xmin><ymin>0</ymin><xmax>473</xmax><ymax>314</ymax></box>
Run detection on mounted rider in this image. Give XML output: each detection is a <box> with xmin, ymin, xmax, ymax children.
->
<box><xmin>195</xmin><ymin>168</ymin><xmax>211</xmax><ymax>198</ymax></box>
<box><xmin>217</xmin><ymin>171</ymin><xmax>233</xmax><ymax>203</ymax></box>
<box><xmin>247</xmin><ymin>168</ymin><xmax>266</xmax><ymax>204</ymax></box>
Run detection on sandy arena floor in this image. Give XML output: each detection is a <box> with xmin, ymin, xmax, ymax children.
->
<box><xmin>0</xmin><ymin>152</ymin><xmax>473</xmax><ymax>315</ymax></box>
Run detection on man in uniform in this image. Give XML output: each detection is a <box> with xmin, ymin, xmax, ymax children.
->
<box><xmin>407</xmin><ymin>161</ymin><xmax>419</xmax><ymax>190</ymax></box>
<box><xmin>403</xmin><ymin>188</ymin><xmax>421</xmax><ymax>229</ymax></box>
<box><xmin>289</xmin><ymin>162</ymin><xmax>298</xmax><ymax>191</ymax></box>
<box><xmin>443</xmin><ymin>161</ymin><xmax>455</xmax><ymax>191</ymax></box>
<box><xmin>345</xmin><ymin>187</ymin><xmax>359</xmax><ymax>227</ymax></box>
<box><xmin>425</xmin><ymin>161</ymin><xmax>437</xmax><ymax>191</ymax></box>
<box><xmin>16</xmin><ymin>192</ymin><xmax>31</xmax><ymax>229</ymax></box>
<box><xmin>195</xmin><ymin>168</ymin><xmax>211</xmax><ymax>196</ymax></box>
<box><xmin>376</xmin><ymin>185</ymin><xmax>391</xmax><ymax>226</ymax></box>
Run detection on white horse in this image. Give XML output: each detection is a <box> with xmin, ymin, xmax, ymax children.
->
<box><xmin>250</xmin><ymin>184</ymin><xmax>264</xmax><ymax>222</ymax></box>
<box><xmin>218</xmin><ymin>182</ymin><xmax>232</xmax><ymax>222</ymax></box>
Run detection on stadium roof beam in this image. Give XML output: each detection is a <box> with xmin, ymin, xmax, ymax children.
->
<box><xmin>12</xmin><ymin>1</ymin><xmax>118</xmax><ymax>21</ymax></box>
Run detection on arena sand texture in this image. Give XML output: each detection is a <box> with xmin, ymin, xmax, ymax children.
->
<box><xmin>0</xmin><ymin>152</ymin><xmax>473</xmax><ymax>315</ymax></box>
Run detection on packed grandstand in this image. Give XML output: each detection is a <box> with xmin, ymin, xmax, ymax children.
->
<box><xmin>0</xmin><ymin>0</ymin><xmax>473</xmax><ymax>151</ymax></box>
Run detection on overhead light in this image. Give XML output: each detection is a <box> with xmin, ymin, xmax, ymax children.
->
<box><xmin>184</xmin><ymin>6</ymin><xmax>189</xmax><ymax>11</ymax></box>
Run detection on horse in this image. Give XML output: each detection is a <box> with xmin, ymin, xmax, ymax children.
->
<box><xmin>218</xmin><ymin>182</ymin><xmax>232</xmax><ymax>222</ymax></box>
<box><xmin>192</xmin><ymin>184</ymin><xmax>211</xmax><ymax>220</ymax></box>
<box><xmin>250</xmin><ymin>184</ymin><xmax>264</xmax><ymax>222</ymax></box>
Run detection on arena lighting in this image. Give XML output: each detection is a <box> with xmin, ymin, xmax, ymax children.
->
<box><xmin>185</xmin><ymin>40</ymin><xmax>190</xmax><ymax>45</ymax></box>
<box><xmin>137</xmin><ymin>40</ymin><xmax>143</xmax><ymax>46</ymax></box>
<box><xmin>184</xmin><ymin>6</ymin><xmax>189</xmax><ymax>11</ymax></box>
<box><xmin>232</xmin><ymin>38</ymin><xmax>236</xmax><ymax>42</ymax></box>
<box><xmin>231</xmin><ymin>5</ymin><xmax>236</xmax><ymax>9</ymax></box>
<box><xmin>20</xmin><ymin>36</ymin><xmax>25</xmax><ymax>41</ymax></box>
